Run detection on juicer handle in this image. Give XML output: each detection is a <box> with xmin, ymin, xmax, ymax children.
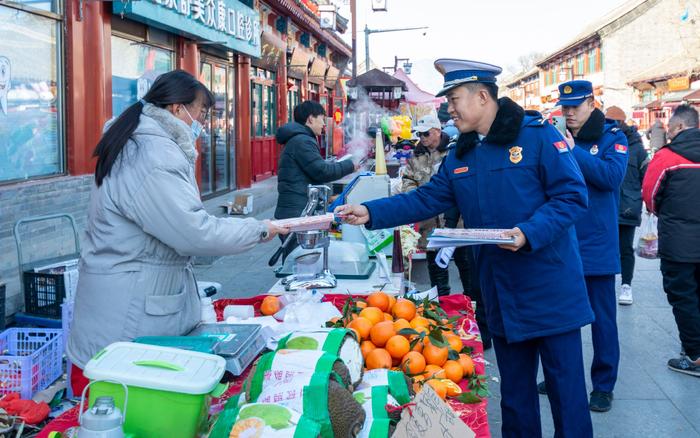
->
<box><xmin>79</xmin><ymin>380</ymin><xmax>129</xmax><ymax>426</ymax></box>
<box><xmin>268</xmin><ymin>232</ymin><xmax>296</xmax><ymax>266</ymax></box>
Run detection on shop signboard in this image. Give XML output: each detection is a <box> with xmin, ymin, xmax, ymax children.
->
<box><xmin>668</xmin><ymin>76</ymin><xmax>690</xmax><ymax>92</ymax></box>
<box><xmin>114</xmin><ymin>0</ymin><xmax>261</xmax><ymax>58</ymax></box>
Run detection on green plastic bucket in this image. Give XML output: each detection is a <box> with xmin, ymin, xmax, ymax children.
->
<box><xmin>84</xmin><ymin>342</ymin><xmax>227</xmax><ymax>438</ymax></box>
<box><xmin>89</xmin><ymin>381</ymin><xmax>211</xmax><ymax>438</ymax></box>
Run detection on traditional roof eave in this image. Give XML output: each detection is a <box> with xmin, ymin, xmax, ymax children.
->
<box><xmin>536</xmin><ymin>34</ymin><xmax>600</xmax><ymax>67</ymax></box>
<box><xmin>347</xmin><ymin>68</ymin><xmax>407</xmax><ymax>90</ymax></box>
<box><xmin>536</xmin><ymin>0</ymin><xmax>651</xmax><ymax>67</ymax></box>
<box><xmin>627</xmin><ymin>55</ymin><xmax>700</xmax><ymax>87</ymax></box>
<box><xmin>268</xmin><ymin>0</ymin><xmax>351</xmax><ymax>58</ymax></box>
<box><xmin>502</xmin><ymin>67</ymin><xmax>540</xmax><ymax>88</ymax></box>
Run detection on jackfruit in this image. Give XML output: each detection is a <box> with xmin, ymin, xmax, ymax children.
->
<box><xmin>277</xmin><ymin>328</ymin><xmax>364</xmax><ymax>387</ymax></box>
<box><xmin>243</xmin><ymin>350</ymin><xmax>365</xmax><ymax>438</ymax></box>
<box><xmin>328</xmin><ymin>378</ymin><xmax>366</xmax><ymax>438</ymax></box>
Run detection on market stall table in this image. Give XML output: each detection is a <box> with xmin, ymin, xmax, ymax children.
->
<box><xmin>37</xmin><ymin>294</ymin><xmax>490</xmax><ymax>438</ymax></box>
<box><xmin>268</xmin><ymin>260</ymin><xmax>401</xmax><ymax>295</ymax></box>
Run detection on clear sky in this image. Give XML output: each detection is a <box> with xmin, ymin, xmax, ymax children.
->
<box><xmin>335</xmin><ymin>0</ymin><xmax>631</xmax><ymax>93</ymax></box>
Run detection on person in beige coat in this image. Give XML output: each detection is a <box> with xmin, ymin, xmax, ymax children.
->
<box><xmin>401</xmin><ymin>114</ymin><xmax>451</xmax><ymax>294</ymax></box>
<box><xmin>67</xmin><ymin>71</ymin><xmax>287</xmax><ymax>384</ymax></box>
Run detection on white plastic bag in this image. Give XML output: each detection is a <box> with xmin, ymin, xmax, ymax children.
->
<box><xmin>636</xmin><ymin>212</ymin><xmax>659</xmax><ymax>259</ymax></box>
<box><xmin>278</xmin><ymin>290</ymin><xmax>341</xmax><ymax>328</ymax></box>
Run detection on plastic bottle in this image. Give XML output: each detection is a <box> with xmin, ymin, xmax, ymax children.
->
<box><xmin>200</xmin><ymin>297</ymin><xmax>217</xmax><ymax>323</ymax></box>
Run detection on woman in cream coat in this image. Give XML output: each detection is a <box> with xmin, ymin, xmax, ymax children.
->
<box><xmin>67</xmin><ymin>71</ymin><xmax>287</xmax><ymax>388</ymax></box>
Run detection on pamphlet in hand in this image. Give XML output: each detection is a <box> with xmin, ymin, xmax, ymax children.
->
<box><xmin>270</xmin><ymin>213</ymin><xmax>335</xmax><ymax>232</ymax></box>
<box><xmin>427</xmin><ymin>228</ymin><xmax>515</xmax><ymax>249</ymax></box>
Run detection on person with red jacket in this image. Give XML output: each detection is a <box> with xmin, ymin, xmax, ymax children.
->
<box><xmin>642</xmin><ymin>104</ymin><xmax>700</xmax><ymax>377</ymax></box>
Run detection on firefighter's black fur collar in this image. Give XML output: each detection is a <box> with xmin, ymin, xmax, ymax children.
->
<box><xmin>455</xmin><ymin>97</ymin><xmax>524</xmax><ymax>158</ymax></box>
<box><xmin>574</xmin><ymin>108</ymin><xmax>605</xmax><ymax>142</ymax></box>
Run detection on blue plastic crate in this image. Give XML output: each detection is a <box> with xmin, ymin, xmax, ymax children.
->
<box><xmin>0</xmin><ymin>328</ymin><xmax>63</xmax><ymax>400</ymax></box>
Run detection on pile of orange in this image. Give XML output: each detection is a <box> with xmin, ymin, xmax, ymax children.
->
<box><xmin>338</xmin><ymin>291</ymin><xmax>476</xmax><ymax>400</ymax></box>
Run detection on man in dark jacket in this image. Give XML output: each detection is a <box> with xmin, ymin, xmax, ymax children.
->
<box><xmin>537</xmin><ymin>81</ymin><xmax>628</xmax><ymax>413</ymax></box>
<box><xmin>642</xmin><ymin>105</ymin><xmax>700</xmax><ymax>377</ymax></box>
<box><xmin>275</xmin><ymin>101</ymin><xmax>356</xmax><ymax>258</ymax></box>
<box><xmin>606</xmin><ymin>106</ymin><xmax>649</xmax><ymax>305</ymax></box>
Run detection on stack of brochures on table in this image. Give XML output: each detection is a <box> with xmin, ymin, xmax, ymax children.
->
<box><xmin>427</xmin><ymin>228</ymin><xmax>515</xmax><ymax>249</ymax></box>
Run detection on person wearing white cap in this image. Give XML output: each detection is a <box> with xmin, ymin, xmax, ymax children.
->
<box><xmin>401</xmin><ymin>113</ymin><xmax>452</xmax><ymax>295</ymax></box>
<box><xmin>337</xmin><ymin>59</ymin><xmax>593</xmax><ymax>437</ymax></box>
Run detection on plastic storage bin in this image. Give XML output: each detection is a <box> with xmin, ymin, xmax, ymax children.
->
<box><xmin>84</xmin><ymin>342</ymin><xmax>226</xmax><ymax>438</ymax></box>
<box><xmin>0</xmin><ymin>328</ymin><xmax>64</xmax><ymax>399</ymax></box>
<box><xmin>23</xmin><ymin>270</ymin><xmax>66</xmax><ymax>319</ymax></box>
<box><xmin>13</xmin><ymin>214</ymin><xmax>80</xmax><ymax>320</ymax></box>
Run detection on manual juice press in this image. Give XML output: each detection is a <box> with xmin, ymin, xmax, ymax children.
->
<box><xmin>270</xmin><ymin>185</ymin><xmax>337</xmax><ymax>291</ymax></box>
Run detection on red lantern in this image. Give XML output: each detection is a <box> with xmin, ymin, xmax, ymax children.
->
<box><xmin>333</xmin><ymin>108</ymin><xmax>343</xmax><ymax>124</ymax></box>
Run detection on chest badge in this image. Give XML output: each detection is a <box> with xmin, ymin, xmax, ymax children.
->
<box><xmin>590</xmin><ymin>145</ymin><xmax>599</xmax><ymax>155</ymax></box>
<box><xmin>453</xmin><ymin>166</ymin><xmax>469</xmax><ymax>174</ymax></box>
<box><xmin>509</xmin><ymin>146</ymin><xmax>523</xmax><ymax>164</ymax></box>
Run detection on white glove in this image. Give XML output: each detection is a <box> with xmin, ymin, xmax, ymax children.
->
<box><xmin>435</xmin><ymin>246</ymin><xmax>455</xmax><ymax>269</ymax></box>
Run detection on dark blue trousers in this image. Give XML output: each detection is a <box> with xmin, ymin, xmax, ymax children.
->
<box><xmin>494</xmin><ymin>329</ymin><xmax>593</xmax><ymax>438</ymax></box>
<box><xmin>586</xmin><ymin>275</ymin><xmax>619</xmax><ymax>393</ymax></box>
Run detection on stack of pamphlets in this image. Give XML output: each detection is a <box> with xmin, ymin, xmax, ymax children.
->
<box><xmin>427</xmin><ymin>228</ymin><xmax>515</xmax><ymax>249</ymax></box>
<box><xmin>270</xmin><ymin>213</ymin><xmax>335</xmax><ymax>232</ymax></box>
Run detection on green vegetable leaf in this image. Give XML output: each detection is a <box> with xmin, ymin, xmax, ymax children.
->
<box><xmin>428</xmin><ymin>330</ymin><xmax>448</xmax><ymax>348</ymax></box>
<box><xmin>453</xmin><ymin>392</ymin><xmax>482</xmax><ymax>404</ymax></box>
<box><xmin>398</xmin><ymin>328</ymin><xmax>420</xmax><ymax>337</ymax></box>
<box><xmin>446</xmin><ymin>315</ymin><xmax>461</xmax><ymax>324</ymax></box>
<box><xmin>423</xmin><ymin>308</ymin><xmax>442</xmax><ymax>323</ymax></box>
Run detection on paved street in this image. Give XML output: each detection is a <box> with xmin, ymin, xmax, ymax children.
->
<box><xmin>195</xmin><ymin>207</ymin><xmax>700</xmax><ymax>437</ymax></box>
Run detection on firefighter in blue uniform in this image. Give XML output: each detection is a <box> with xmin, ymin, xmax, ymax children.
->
<box><xmin>337</xmin><ymin>59</ymin><xmax>594</xmax><ymax>437</ymax></box>
<box><xmin>537</xmin><ymin>80</ymin><xmax>628</xmax><ymax>413</ymax></box>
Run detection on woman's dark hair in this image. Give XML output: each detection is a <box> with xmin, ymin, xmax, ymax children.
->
<box><xmin>93</xmin><ymin>69</ymin><xmax>214</xmax><ymax>186</ymax></box>
<box><xmin>293</xmin><ymin>100</ymin><xmax>325</xmax><ymax>125</ymax></box>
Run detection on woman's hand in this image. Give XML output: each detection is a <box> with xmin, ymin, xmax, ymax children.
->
<box><xmin>262</xmin><ymin>220</ymin><xmax>289</xmax><ymax>242</ymax></box>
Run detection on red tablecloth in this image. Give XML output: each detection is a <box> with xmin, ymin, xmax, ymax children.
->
<box><xmin>38</xmin><ymin>294</ymin><xmax>490</xmax><ymax>438</ymax></box>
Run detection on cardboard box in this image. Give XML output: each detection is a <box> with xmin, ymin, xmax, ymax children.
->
<box><xmin>225</xmin><ymin>194</ymin><xmax>254</xmax><ymax>215</ymax></box>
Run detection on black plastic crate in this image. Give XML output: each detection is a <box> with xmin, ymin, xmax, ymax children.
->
<box><xmin>0</xmin><ymin>283</ymin><xmax>5</xmax><ymax>330</ymax></box>
<box><xmin>23</xmin><ymin>272</ymin><xmax>65</xmax><ymax>319</ymax></box>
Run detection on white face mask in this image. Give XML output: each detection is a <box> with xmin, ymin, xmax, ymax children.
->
<box><xmin>182</xmin><ymin>105</ymin><xmax>204</xmax><ymax>140</ymax></box>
